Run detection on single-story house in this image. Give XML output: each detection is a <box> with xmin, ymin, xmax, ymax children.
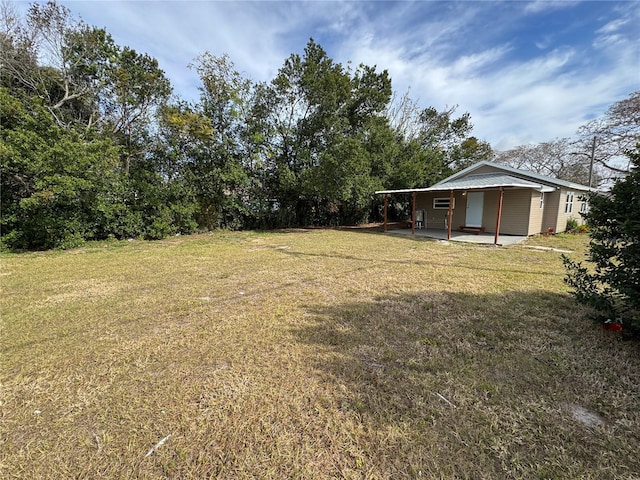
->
<box><xmin>376</xmin><ymin>161</ymin><xmax>594</xmax><ymax>244</ymax></box>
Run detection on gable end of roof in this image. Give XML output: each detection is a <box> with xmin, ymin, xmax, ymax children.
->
<box><xmin>432</xmin><ymin>161</ymin><xmax>591</xmax><ymax>191</ymax></box>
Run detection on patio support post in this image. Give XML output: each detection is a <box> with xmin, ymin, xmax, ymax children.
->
<box><xmin>494</xmin><ymin>186</ymin><xmax>504</xmax><ymax>245</ymax></box>
<box><xmin>383</xmin><ymin>194</ymin><xmax>388</xmax><ymax>232</ymax></box>
<box><xmin>411</xmin><ymin>192</ymin><xmax>416</xmax><ymax>235</ymax></box>
<box><xmin>447</xmin><ymin>189</ymin><xmax>453</xmax><ymax>240</ymax></box>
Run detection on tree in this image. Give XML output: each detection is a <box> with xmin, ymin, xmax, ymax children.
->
<box><xmin>494</xmin><ymin>93</ymin><xmax>640</xmax><ymax>188</ymax></box>
<box><xmin>0</xmin><ymin>87</ymin><xmax>120</xmax><ymax>249</ymax></box>
<box><xmin>1</xmin><ymin>1</ymin><xmax>172</xmax><ymax>159</ymax></box>
<box><xmin>254</xmin><ymin>39</ymin><xmax>394</xmax><ymax>227</ymax></box>
<box><xmin>578</xmin><ymin>90</ymin><xmax>640</xmax><ymax>174</ymax></box>
<box><xmin>101</xmin><ymin>46</ymin><xmax>172</xmax><ymax>174</ymax></box>
<box><xmin>1</xmin><ymin>1</ymin><xmax>118</xmax><ymax>129</ymax></box>
<box><xmin>494</xmin><ymin>138</ymin><xmax>603</xmax><ymax>187</ymax></box>
<box><xmin>141</xmin><ymin>102</ymin><xmax>211</xmax><ymax>236</ymax></box>
<box><xmin>386</xmin><ymin>92</ymin><xmax>492</xmax><ymax>185</ymax></box>
<box><xmin>562</xmin><ymin>144</ymin><xmax>640</xmax><ymax>331</ymax></box>
<box><xmin>449</xmin><ymin>136</ymin><xmax>494</xmax><ymax>172</ymax></box>
<box><xmin>1</xmin><ymin>2</ymin><xmax>181</xmax><ymax>245</ymax></box>
<box><xmin>188</xmin><ymin>52</ymin><xmax>253</xmax><ymax>229</ymax></box>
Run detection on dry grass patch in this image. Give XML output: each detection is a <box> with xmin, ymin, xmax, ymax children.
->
<box><xmin>522</xmin><ymin>231</ymin><xmax>589</xmax><ymax>251</ymax></box>
<box><xmin>1</xmin><ymin>230</ymin><xmax>639</xmax><ymax>479</ymax></box>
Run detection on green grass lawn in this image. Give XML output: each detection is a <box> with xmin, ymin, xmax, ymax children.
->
<box><xmin>1</xmin><ymin>230</ymin><xmax>638</xmax><ymax>479</ymax></box>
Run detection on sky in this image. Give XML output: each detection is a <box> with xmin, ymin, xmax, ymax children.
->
<box><xmin>13</xmin><ymin>0</ymin><xmax>640</xmax><ymax>150</ymax></box>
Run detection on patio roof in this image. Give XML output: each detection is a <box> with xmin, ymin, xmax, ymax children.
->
<box><xmin>375</xmin><ymin>173</ymin><xmax>556</xmax><ymax>195</ymax></box>
<box><xmin>379</xmin><ymin>173</ymin><xmax>520</xmax><ymax>244</ymax></box>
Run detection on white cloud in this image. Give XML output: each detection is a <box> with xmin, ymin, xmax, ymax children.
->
<box><xmin>450</xmin><ymin>46</ymin><xmax>512</xmax><ymax>76</ymax></box>
<box><xmin>346</xmin><ymin>31</ymin><xmax>595</xmax><ymax>147</ymax></box>
<box><xmin>11</xmin><ymin>0</ymin><xmax>640</xmax><ymax>151</ymax></box>
<box><xmin>535</xmin><ymin>36</ymin><xmax>553</xmax><ymax>50</ymax></box>
<box><xmin>523</xmin><ymin>0</ymin><xmax>582</xmax><ymax>14</ymax></box>
<box><xmin>336</xmin><ymin>2</ymin><xmax>638</xmax><ymax>150</ymax></box>
<box><xmin>593</xmin><ymin>14</ymin><xmax>637</xmax><ymax>50</ymax></box>
<box><xmin>597</xmin><ymin>18</ymin><xmax>629</xmax><ymax>34</ymax></box>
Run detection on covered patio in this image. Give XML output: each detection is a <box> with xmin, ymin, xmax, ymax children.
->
<box><xmin>376</xmin><ymin>172</ymin><xmax>555</xmax><ymax>245</ymax></box>
<box><xmin>377</xmin><ymin>186</ymin><xmax>509</xmax><ymax>245</ymax></box>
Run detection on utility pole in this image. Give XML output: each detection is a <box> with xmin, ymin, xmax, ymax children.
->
<box><xmin>588</xmin><ymin>136</ymin><xmax>596</xmax><ymax>188</ymax></box>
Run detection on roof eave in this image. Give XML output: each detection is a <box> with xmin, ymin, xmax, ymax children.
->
<box><xmin>376</xmin><ymin>184</ymin><xmax>556</xmax><ymax>194</ymax></box>
<box><xmin>430</xmin><ymin>160</ymin><xmax>592</xmax><ymax>191</ymax></box>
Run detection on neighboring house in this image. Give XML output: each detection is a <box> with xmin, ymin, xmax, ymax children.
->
<box><xmin>376</xmin><ymin>161</ymin><xmax>593</xmax><ymax>242</ymax></box>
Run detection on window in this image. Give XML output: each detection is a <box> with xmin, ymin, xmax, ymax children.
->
<box><xmin>539</xmin><ymin>192</ymin><xmax>544</xmax><ymax>209</ymax></box>
<box><xmin>564</xmin><ymin>191</ymin><xmax>574</xmax><ymax>214</ymax></box>
<box><xmin>433</xmin><ymin>197</ymin><xmax>455</xmax><ymax>209</ymax></box>
<box><xmin>580</xmin><ymin>201</ymin><xmax>589</xmax><ymax>214</ymax></box>
<box><xmin>578</xmin><ymin>194</ymin><xmax>589</xmax><ymax>214</ymax></box>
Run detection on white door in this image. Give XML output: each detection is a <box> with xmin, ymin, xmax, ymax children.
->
<box><xmin>466</xmin><ymin>192</ymin><xmax>484</xmax><ymax>227</ymax></box>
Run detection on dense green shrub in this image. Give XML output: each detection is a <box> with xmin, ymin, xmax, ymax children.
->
<box><xmin>0</xmin><ymin>89</ymin><xmax>121</xmax><ymax>250</ymax></box>
<box><xmin>563</xmin><ymin>144</ymin><xmax>640</xmax><ymax>331</ymax></box>
<box><xmin>565</xmin><ymin>217</ymin><xmax>579</xmax><ymax>233</ymax></box>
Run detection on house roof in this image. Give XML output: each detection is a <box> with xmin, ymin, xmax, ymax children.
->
<box><xmin>423</xmin><ymin>173</ymin><xmax>557</xmax><ymax>192</ymax></box>
<box><xmin>376</xmin><ymin>173</ymin><xmax>556</xmax><ymax>194</ymax></box>
<box><xmin>433</xmin><ymin>161</ymin><xmax>592</xmax><ymax>191</ymax></box>
<box><xmin>375</xmin><ymin>160</ymin><xmax>593</xmax><ymax>195</ymax></box>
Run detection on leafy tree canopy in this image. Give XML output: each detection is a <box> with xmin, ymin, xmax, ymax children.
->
<box><xmin>1</xmin><ymin>3</ymin><xmax>493</xmax><ymax>246</ymax></box>
<box><xmin>0</xmin><ymin>87</ymin><xmax>120</xmax><ymax>249</ymax></box>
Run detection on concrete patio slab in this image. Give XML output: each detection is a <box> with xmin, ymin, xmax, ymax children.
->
<box><xmin>385</xmin><ymin>228</ymin><xmax>527</xmax><ymax>246</ymax></box>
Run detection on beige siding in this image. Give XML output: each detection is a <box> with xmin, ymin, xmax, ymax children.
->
<box><xmin>528</xmin><ymin>191</ymin><xmax>544</xmax><ymax>235</ymax></box>
<box><xmin>482</xmin><ymin>189</ymin><xmax>540</xmax><ymax>235</ymax></box>
<box><xmin>413</xmin><ymin>165</ymin><xmax>591</xmax><ymax>236</ymax></box>
<box><xmin>527</xmin><ymin>190</ymin><xmax>544</xmax><ymax>235</ymax></box>
<box><xmin>542</xmin><ymin>190</ymin><xmax>561</xmax><ymax>233</ymax></box>
<box><xmin>554</xmin><ymin>188</ymin><xmax>583</xmax><ymax>233</ymax></box>
<box><xmin>416</xmin><ymin>192</ymin><xmax>466</xmax><ymax>230</ymax></box>
<box><xmin>493</xmin><ymin>188</ymin><xmax>532</xmax><ymax>235</ymax></box>
<box><xmin>482</xmin><ymin>190</ymin><xmax>498</xmax><ymax>233</ymax></box>
<box><xmin>467</xmin><ymin>165</ymin><xmax>505</xmax><ymax>175</ymax></box>
<box><xmin>415</xmin><ymin>185</ymin><xmax>585</xmax><ymax>236</ymax></box>
<box><xmin>417</xmin><ymin>188</ymin><xmax>534</xmax><ymax>235</ymax></box>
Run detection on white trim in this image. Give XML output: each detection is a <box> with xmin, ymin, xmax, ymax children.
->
<box><xmin>376</xmin><ymin>183</ymin><xmax>554</xmax><ymax>195</ymax></box>
<box><xmin>565</xmin><ymin>191</ymin><xmax>574</xmax><ymax>214</ymax></box>
<box><xmin>433</xmin><ymin>197</ymin><xmax>455</xmax><ymax>209</ymax></box>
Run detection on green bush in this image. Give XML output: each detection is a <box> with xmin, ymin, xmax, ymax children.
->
<box><xmin>0</xmin><ymin>88</ymin><xmax>120</xmax><ymax>250</ymax></box>
<box><xmin>563</xmin><ymin>144</ymin><xmax>640</xmax><ymax>332</ymax></box>
<box><xmin>565</xmin><ymin>217</ymin><xmax>579</xmax><ymax>233</ymax></box>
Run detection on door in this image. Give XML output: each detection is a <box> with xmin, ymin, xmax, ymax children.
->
<box><xmin>466</xmin><ymin>192</ymin><xmax>484</xmax><ymax>227</ymax></box>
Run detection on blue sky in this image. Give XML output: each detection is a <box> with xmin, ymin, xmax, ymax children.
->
<box><xmin>14</xmin><ymin>0</ymin><xmax>640</xmax><ymax>150</ymax></box>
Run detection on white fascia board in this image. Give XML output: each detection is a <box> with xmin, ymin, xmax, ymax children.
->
<box><xmin>376</xmin><ymin>183</ymin><xmax>555</xmax><ymax>194</ymax></box>
<box><xmin>375</xmin><ymin>188</ymin><xmax>432</xmax><ymax>194</ymax></box>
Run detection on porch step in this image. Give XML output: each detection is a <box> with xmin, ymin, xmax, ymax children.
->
<box><xmin>459</xmin><ymin>226</ymin><xmax>485</xmax><ymax>234</ymax></box>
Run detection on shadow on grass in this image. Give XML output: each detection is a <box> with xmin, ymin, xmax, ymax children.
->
<box><xmin>290</xmin><ymin>289</ymin><xmax>639</xmax><ymax>477</ymax></box>
<box><xmin>293</xmin><ymin>289</ymin><xmax>582</xmax><ymax>412</ymax></box>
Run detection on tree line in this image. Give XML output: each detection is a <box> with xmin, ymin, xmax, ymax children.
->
<box><xmin>0</xmin><ymin>1</ymin><xmax>493</xmax><ymax>249</ymax></box>
<box><xmin>1</xmin><ymin>2</ymin><xmax>636</xmax><ymax>250</ymax></box>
